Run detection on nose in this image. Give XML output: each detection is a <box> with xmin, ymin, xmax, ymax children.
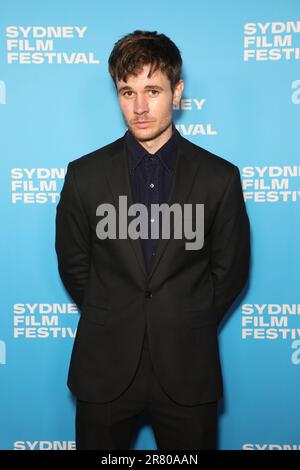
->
<box><xmin>133</xmin><ymin>93</ymin><xmax>149</xmax><ymax>115</ymax></box>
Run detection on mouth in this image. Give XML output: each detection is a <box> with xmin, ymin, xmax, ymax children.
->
<box><xmin>134</xmin><ymin>120</ymin><xmax>153</xmax><ymax>128</ymax></box>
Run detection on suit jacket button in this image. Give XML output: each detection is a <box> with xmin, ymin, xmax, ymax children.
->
<box><xmin>145</xmin><ymin>290</ymin><xmax>152</xmax><ymax>299</ymax></box>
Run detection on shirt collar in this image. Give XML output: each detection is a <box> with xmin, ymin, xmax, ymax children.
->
<box><xmin>125</xmin><ymin>122</ymin><xmax>178</xmax><ymax>174</ymax></box>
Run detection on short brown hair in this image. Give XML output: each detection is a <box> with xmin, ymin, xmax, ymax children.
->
<box><xmin>108</xmin><ymin>30</ymin><xmax>182</xmax><ymax>94</ymax></box>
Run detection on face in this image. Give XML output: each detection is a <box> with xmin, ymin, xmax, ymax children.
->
<box><xmin>116</xmin><ymin>63</ymin><xmax>184</xmax><ymax>146</ymax></box>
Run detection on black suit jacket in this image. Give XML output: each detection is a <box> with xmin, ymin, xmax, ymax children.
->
<box><xmin>55</xmin><ymin>130</ymin><xmax>251</xmax><ymax>405</ymax></box>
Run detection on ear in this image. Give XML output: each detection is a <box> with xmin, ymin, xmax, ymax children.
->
<box><xmin>172</xmin><ymin>80</ymin><xmax>184</xmax><ymax>106</ymax></box>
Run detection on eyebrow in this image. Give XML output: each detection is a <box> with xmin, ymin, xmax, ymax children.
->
<box><xmin>118</xmin><ymin>85</ymin><xmax>164</xmax><ymax>93</ymax></box>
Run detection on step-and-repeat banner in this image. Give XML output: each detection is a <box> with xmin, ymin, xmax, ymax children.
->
<box><xmin>1</xmin><ymin>0</ymin><xmax>299</xmax><ymax>451</ymax></box>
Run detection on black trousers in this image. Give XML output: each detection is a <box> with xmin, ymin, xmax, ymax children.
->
<box><xmin>75</xmin><ymin>330</ymin><xmax>218</xmax><ymax>450</ymax></box>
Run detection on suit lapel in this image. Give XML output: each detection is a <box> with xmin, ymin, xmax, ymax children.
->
<box><xmin>104</xmin><ymin>135</ymin><xmax>147</xmax><ymax>277</ymax></box>
<box><xmin>147</xmin><ymin>136</ymin><xmax>200</xmax><ymax>281</ymax></box>
<box><xmin>103</xmin><ymin>130</ymin><xmax>201</xmax><ymax>282</ymax></box>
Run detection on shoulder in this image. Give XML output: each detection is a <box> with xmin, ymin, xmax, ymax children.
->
<box><xmin>67</xmin><ymin>135</ymin><xmax>124</xmax><ymax>174</ymax></box>
<box><xmin>178</xmin><ymin>133</ymin><xmax>240</xmax><ymax>188</ymax></box>
<box><xmin>180</xmin><ymin>134</ymin><xmax>236</xmax><ymax>171</ymax></box>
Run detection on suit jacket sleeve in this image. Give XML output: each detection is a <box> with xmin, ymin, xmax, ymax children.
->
<box><xmin>55</xmin><ymin>162</ymin><xmax>91</xmax><ymax>310</ymax></box>
<box><xmin>210</xmin><ymin>165</ymin><xmax>250</xmax><ymax>326</ymax></box>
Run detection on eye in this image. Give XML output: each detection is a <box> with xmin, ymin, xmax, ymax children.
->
<box><xmin>122</xmin><ymin>89</ymin><xmax>159</xmax><ymax>97</ymax></box>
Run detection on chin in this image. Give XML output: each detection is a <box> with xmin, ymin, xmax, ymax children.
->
<box><xmin>129</xmin><ymin>126</ymin><xmax>157</xmax><ymax>141</ymax></box>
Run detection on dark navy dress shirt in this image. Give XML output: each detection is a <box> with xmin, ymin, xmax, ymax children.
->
<box><xmin>125</xmin><ymin>122</ymin><xmax>179</xmax><ymax>274</ymax></box>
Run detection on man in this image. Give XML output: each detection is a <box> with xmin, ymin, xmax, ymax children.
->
<box><xmin>55</xmin><ymin>30</ymin><xmax>251</xmax><ymax>450</ymax></box>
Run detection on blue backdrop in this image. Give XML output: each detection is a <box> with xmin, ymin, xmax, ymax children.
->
<box><xmin>1</xmin><ymin>0</ymin><xmax>300</xmax><ymax>451</ymax></box>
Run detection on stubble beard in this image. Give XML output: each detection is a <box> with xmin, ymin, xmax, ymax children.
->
<box><xmin>126</xmin><ymin>118</ymin><xmax>172</xmax><ymax>144</ymax></box>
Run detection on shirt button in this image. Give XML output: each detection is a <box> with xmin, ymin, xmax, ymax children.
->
<box><xmin>145</xmin><ymin>290</ymin><xmax>152</xmax><ymax>298</ymax></box>
<box><xmin>152</xmin><ymin>252</ymin><xmax>155</xmax><ymax>257</ymax></box>
<box><xmin>150</xmin><ymin>183</ymin><xmax>154</xmax><ymax>188</ymax></box>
